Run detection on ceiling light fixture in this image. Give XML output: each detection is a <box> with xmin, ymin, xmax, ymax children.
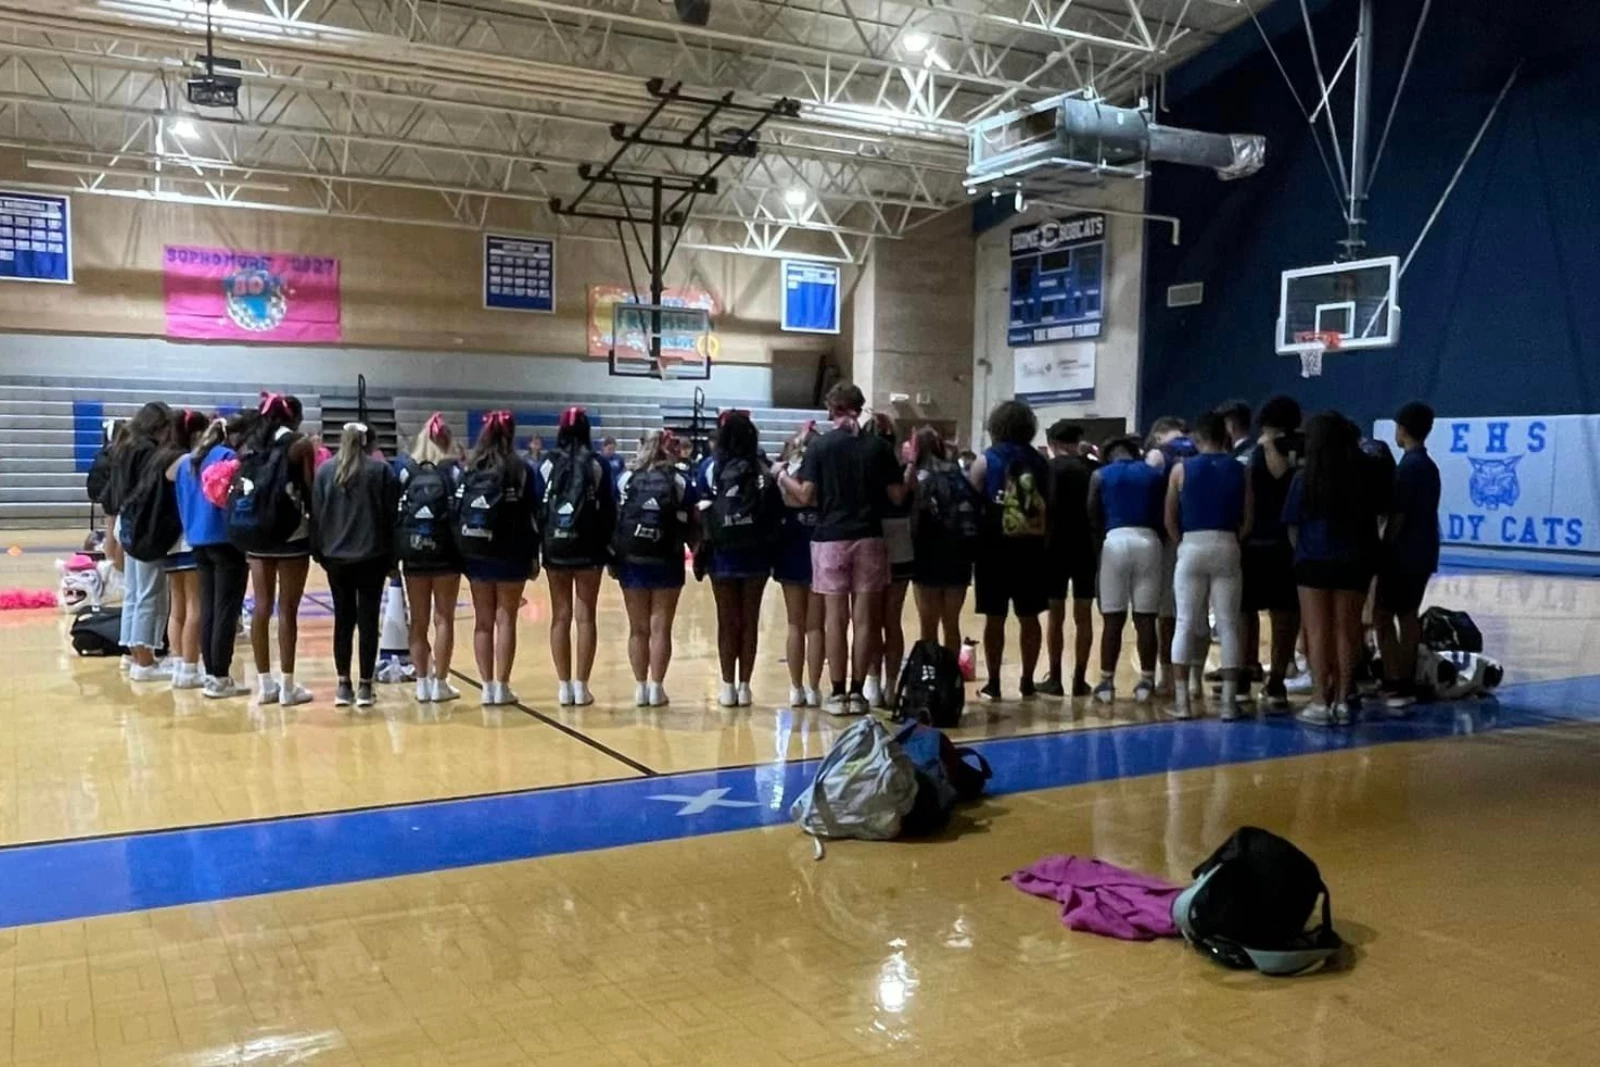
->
<box><xmin>169</xmin><ymin>118</ymin><xmax>199</xmax><ymax>139</ymax></box>
<box><xmin>901</xmin><ymin>30</ymin><xmax>930</xmax><ymax>53</ymax></box>
<box><xmin>784</xmin><ymin>187</ymin><xmax>808</xmax><ymax>207</ymax></box>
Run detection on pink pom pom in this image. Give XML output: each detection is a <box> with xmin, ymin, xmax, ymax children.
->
<box><xmin>202</xmin><ymin>457</ymin><xmax>239</xmax><ymax>509</ymax></box>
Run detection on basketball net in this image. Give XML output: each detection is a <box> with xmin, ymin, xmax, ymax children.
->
<box><xmin>1293</xmin><ymin>330</ymin><xmax>1341</xmax><ymax>378</ymax></box>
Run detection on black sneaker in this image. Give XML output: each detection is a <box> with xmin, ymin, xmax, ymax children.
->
<box><xmin>1263</xmin><ymin>681</ymin><xmax>1291</xmax><ymax>712</ymax></box>
<box><xmin>1019</xmin><ymin>678</ymin><xmax>1038</xmax><ymax>700</ymax></box>
<box><xmin>1035</xmin><ymin>676</ymin><xmax>1064</xmax><ymax>697</ymax></box>
<box><xmin>978</xmin><ymin>680</ymin><xmax>1002</xmax><ymax>702</ymax></box>
<box><xmin>356</xmin><ymin>682</ymin><xmax>376</xmax><ymax>708</ymax></box>
<box><xmin>1071</xmin><ymin>679</ymin><xmax>1093</xmax><ymax>698</ymax></box>
<box><xmin>335</xmin><ymin>680</ymin><xmax>355</xmax><ymax>707</ymax></box>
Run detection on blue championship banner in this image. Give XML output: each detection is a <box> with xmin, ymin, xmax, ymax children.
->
<box><xmin>781</xmin><ymin>260</ymin><xmax>840</xmax><ymax>334</ymax></box>
<box><xmin>0</xmin><ymin>191</ymin><xmax>71</xmax><ymax>284</ymax></box>
<box><xmin>484</xmin><ymin>234</ymin><xmax>554</xmax><ymax>313</ymax></box>
<box><xmin>1373</xmin><ymin>414</ymin><xmax>1600</xmax><ymax>566</ymax></box>
<box><xmin>1007</xmin><ymin>212</ymin><xmax>1105</xmax><ymax>347</ymax></box>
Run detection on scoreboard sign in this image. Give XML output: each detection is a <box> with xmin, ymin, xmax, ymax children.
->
<box><xmin>1007</xmin><ymin>212</ymin><xmax>1105</xmax><ymax>347</ymax></box>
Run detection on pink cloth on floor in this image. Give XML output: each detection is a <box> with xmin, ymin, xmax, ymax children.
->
<box><xmin>1009</xmin><ymin>856</ymin><xmax>1183</xmax><ymax>941</ymax></box>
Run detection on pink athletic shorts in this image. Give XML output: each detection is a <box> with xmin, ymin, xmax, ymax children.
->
<box><xmin>810</xmin><ymin>537</ymin><xmax>889</xmax><ymax>596</ymax></box>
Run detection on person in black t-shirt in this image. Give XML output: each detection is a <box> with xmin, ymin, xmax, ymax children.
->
<box><xmin>776</xmin><ymin>382</ymin><xmax>910</xmax><ymax>716</ymax></box>
<box><xmin>1242</xmin><ymin>394</ymin><xmax>1303</xmax><ymax>709</ymax></box>
<box><xmin>1041</xmin><ymin>420</ymin><xmax>1099</xmax><ymax>697</ymax></box>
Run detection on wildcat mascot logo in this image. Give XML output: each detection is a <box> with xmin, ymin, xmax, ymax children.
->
<box><xmin>1467</xmin><ymin>455</ymin><xmax>1521</xmax><ymax>510</ymax></box>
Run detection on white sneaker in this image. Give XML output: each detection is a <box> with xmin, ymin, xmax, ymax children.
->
<box><xmin>635</xmin><ymin>682</ymin><xmax>650</xmax><ymax>707</ymax></box>
<box><xmin>129</xmin><ymin>661</ymin><xmax>172</xmax><ymax>682</ymax></box>
<box><xmin>1285</xmin><ymin>671</ymin><xmax>1315</xmax><ymax>694</ymax></box>
<box><xmin>280</xmin><ymin>684</ymin><xmax>313</xmax><ymax>707</ymax></box>
<box><xmin>804</xmin><ymin>685</ymin><xmax>821</xmax><ymax>708</ymax></box>
<box><xmin>788</xmin><ymin>685</ymin><xmax>808</xmax><ymax>708</ymax></box>
<box><xmin>822</xmin><ymin>691</ymin><xmax>850</xmax><ymax>716</ymax></box>
<box><xmin>1167</xmin><ymin>696</ymin><xmax>1196</xmax><ymax>721</ymax></box>
<box><xmin>1297</xmin><ymin>702</ymin><xmax>1337</xmax><ymax>727</ymax></box>
<box><xmin>718</xmin><ymin>682</ymin><xmax>739</xmax><ymax>708</ymax></box>
<box><xmin>171</xmin><ymin>665</ymin><xmax>204</xmax><ymax>690</ymax></box>
<box><xmin>647</xmin><ymin>681</ymin><xmax>669</xmax><ymax>707</ymax></box>
<box><xmin>1217</xmin><ymin>699</ymin><xmax>1241</xmax><ymax>722</ymax></box>
<box><xmin>416</xmin><ymin>678</ymin><xmax>434</xmax><ymax>702</ymax></box>
<box><xmin>572</xmin><ymin>681</ymin><xmax>594</xmax><ymax>707</ymax></box>
<box><xmin>1133</xmin><ymin>680</ymin><xmax>1155</xmax><ymax>704</ymax></box>
<box><xmin>202</xmin><ymin>676</ymin><xmax>243</xmax><ymax>700</ymax></box>
<box><xmin>482</xmin><ymin>681</ymin><xmax>502</xmax><ymax>707</ymax></box>
<box><xmin>862</xmin><ymin>675</ymin><xmax>882</xmax><ymax>708</ymax></box>
<box><xmin>257</xmin><ymin>677</ymin><xmax>281</xmax><ymax>705</ymax></box>
<box><xmin>430</xmin><ymin>677</ymin><xmax>460</xmax><ymax>703</ymax></box>
<box><xmin>736</xmin><ymin>682</ymin><xmax>752</xmax><ymax>707</ymax></box>
<box><xmin>119</xmin><ymin>655</ymin><xmax>133</xmax><ymax>673</ymax></box>
<box><xmin>1092</xmin><ymin>681</ymin><xmax>1116</xmax><ymax>705</ymax></box>
<box><xmin>557</xmin><ymin>680</ymin><xmax>575</xmax><ymax>706</ymax></box>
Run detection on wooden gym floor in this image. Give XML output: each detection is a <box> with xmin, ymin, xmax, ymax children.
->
<box><xmin>1</xmin><ymin>529</ymin><xmax>1598</xmax><ymax>1065</ymax></box>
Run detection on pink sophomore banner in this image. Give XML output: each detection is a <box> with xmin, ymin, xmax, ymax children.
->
<box><xmin>163</xmin><ymin>246</ymin><xmax>343</xmax><ymax>343</ymax></box>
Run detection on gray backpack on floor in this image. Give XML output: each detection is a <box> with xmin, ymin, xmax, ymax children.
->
<box><xmin>792</xmin><ymin>718</ymin><xmax>919</xmax><ymax>852</ymax></box>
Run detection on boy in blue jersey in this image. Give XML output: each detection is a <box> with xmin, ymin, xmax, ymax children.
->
<box><xmin>1374</xmin><ymin>401</ymin><xmax>1442</xmax><ymax>713</ymax></box>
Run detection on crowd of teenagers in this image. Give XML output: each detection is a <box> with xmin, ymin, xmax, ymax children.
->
<box><xmin>88</xmin><ymin>381</ymin><xmax>1440</xmax><ymax>727</ymax></box>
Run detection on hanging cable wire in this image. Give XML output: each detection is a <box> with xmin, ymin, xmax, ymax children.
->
<box><xmin>1244</xmin><ymin>1</ymin><xmax>1350</xmax><ymax>222</ymax></box>
<box><xmin>1367</xmin><ymin>0</ymin><xmax>1432</xmax><ymax>193</ymax></box>
<box><xmin>1297</xmin><ymin>0</ymin><xmax>1351</xmax><ymax>202</ymax></box>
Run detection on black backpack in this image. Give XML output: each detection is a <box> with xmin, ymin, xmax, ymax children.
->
<box><xmin>542</xmin><ymin>447</ymin><xmax>604</xmax><ymax>566</ymax></box>
<box><xmin>456</xmin><ymin>463</ymin><xmax>531</xmax><ymax>561</ymax></box>
<box><xmin>892</xmin><ymin>639</ymin><xmax>966</xmax><ymax>729</ymax></box>
<box><xmin>227</xmin><ymin>436</ymin><xmax>301</xmax><ymax>553</ymax></box>
<box><xmin>85</xmin><ymin>444</ymin><xmax>114</xmax><ymax>505</ymax></box>
<box><xmin>70</xmin><ymin>607</ymin><xmax>168</xmax><ymax>657</ymax></box>
<box><xmin>121</xmin><ymin>450</ymin><xmax>183</xmax><ymax>562</ymax></box>
<box><xmin>1421</xmin><ymin>607</ymin><xmax>1483</xmax><ymax>653</ymax></box>
<box><xmin>706</xmin><ymin>456</ymin><xmax>774</xmax><ymax>550</ymax></box>
<box><xmin>1173</xmin><ymin>827</ymin><xmax>1342</xmax><ymax>976</ymax></box>
<box><xmin>918</xmin><ymin>464</ymin><xmax>981</xmax><ymax>547</ymax></box>
<box><xmin>616</xmin><ymin>467</ymin><xmax>681</xmax><ymax>565</ymax></box>
<box><xmin>396</xmin><ymin>461</ymin><xmax>457</xmax><ymax>568</ymax></box>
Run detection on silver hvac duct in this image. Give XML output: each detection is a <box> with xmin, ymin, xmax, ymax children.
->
<box><xmin>966</xmin><ymin>94</ymin><xmax>1266</xmax><ymax>192</ymax></box>
<box><xmin>1058</xmin><ymin>97</ymin><xmax>1265</xmax><ymax>180</ymax></box>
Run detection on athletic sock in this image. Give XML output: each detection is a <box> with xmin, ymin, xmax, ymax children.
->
<box><xmin>1100</xmin><ymin>670</ymin><xmax>1114</xmax><ymax>685</ymax></box>
<box><xmin>1139</xmin><ymin>670</ymin><xmax>1155</xmax><ymax>685</ymax></box>
<box><xmin>281</xmin><ymin>673</ymin><xmax>296</xmax><ymax>693</ymax></box>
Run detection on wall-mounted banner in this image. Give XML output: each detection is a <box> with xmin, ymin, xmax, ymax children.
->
<box><xmin>1008</xmin><ymin>212</ymin><xmax>1106</xmax><ymax>347</ymax></box>
<box><xmin>586</xmin><ymin>284</ymin><xmax>719</xmax><ymax>359</ymax></box>
<box><xmin>1015</xmin><ymin>342</ymin><xmax>1095</xmax><ymax>405</ymax></box>
<box><xmin>781</xmin><ymin>260</ymin><xmax>840</xmax><ymax>334</ymax></box>
<box><xmin>1372</xmin><ymin>414</ymin><xmax>1599</xmax><ymax>558</ymax></box>
<box><xmin>164</xmin><ymin>246</ymin><xmax>342</xmax><ymax>343</ymax></box>
<box><xmin>484</xmin><ymin>234</ymin><xmax>555</xmax><ymax>313</ymax></box>
<box><xmin>0</xmin><ymin>191</ymin><xmax>71</xmax><ymax>284</ymax></box>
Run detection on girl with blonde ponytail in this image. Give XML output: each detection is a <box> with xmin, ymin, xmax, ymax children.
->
<box><xmin>398</xmin><ymin>413</ymin><xmax>465</xmax><ymax>703</ymax></box>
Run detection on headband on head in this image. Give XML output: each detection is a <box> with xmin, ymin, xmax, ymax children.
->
<box><xmin>483</xmin><ymin>410</ymin><xmax>514</xmax><ymax>435</ymax></box>
<box><xmin>259</xmin><ymin>391</ymin><xmax>286</xmax><ymax>417</ymax></box>
<box><xmin>660</xmin><ymin>429</ymin><xmax>677</xmax><ymax>450</ymax></box>
<box><xmin>558</xmin><ymin>406</ymin><xmax>584</xmax><ymax>430</ymax></box>
<box><xmin>344</xmin><ymin>422</ymin><xmax>369</xmax><ymax>435</ymax></box>
<box><xmin>426</xmin><ymin>412</ymin><xmax>448</xmax><ymax>440</ymax></box>
<box><xmin>802</xmin><ymin>419</ymin><xmax>816</xmax><ymax>436</ymax></box>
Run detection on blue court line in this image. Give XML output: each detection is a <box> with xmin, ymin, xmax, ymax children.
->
<box><xmin>2</xmin><ymin>677</ymin><xmax>1598</xmax><ymax>930</ymax></box>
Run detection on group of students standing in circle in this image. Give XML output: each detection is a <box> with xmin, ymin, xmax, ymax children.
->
<box><xmin>90</xmin><ymin>380</ymin><xmax>1439</xmax><ymax>729</ymax></box>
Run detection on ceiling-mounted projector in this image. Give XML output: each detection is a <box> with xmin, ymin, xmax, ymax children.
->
<box><xmin>673</xmin><ymin>0</ymin><xmax>710</xmax><ymax>26</ymax></box>
<box><xmin>187</xmin><ymin>54</ymin><xmax>242</xmax><ymax>109</ymax></box>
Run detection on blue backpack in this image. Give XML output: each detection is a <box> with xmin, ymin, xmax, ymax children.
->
<box><xmin>893</xmin><ymin>722</ymin><xmax>992</xmax><ymax>836</ymax></box>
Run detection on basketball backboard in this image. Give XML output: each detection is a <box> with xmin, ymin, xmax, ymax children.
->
<box><xmin>608</xmin><ymin>302</ymin><xmax>714</xmax><ymax>380</ymax></box>
<box><xmin>1277</xmin><ymin>255</ymin><xmax>1400</xmax><ymax>354</ymax></box>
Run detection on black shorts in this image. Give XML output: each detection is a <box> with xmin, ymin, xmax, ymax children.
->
<box><xmin>1045</xmin><ymin>544</ymin><xmax>1098</xmax><ymax>602</ymax></box>
<box><xmin>1294</xmin><ymin>558</ymin><xmax>1371</xmax><ymax>594</ymax></box>
<box><xmin>1375</xmin><ymin>568</ymin><xmax>1431</xmax><ymax>615</ymax></box>
<box><xmin>974</xmin><ymin>539</ymin><xmax>1050</xmax><ymax>618</ymax></box>
<box><xmin>1242</xmin><ymin>541</ymin><xmax>1297</xmax><ymax>613</ymax></box>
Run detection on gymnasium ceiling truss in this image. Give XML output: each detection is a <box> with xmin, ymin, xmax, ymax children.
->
<box><xmin>0</xmin><ymin>0</ymin><xmax>1264</xmax><ymax>263</ymax></box>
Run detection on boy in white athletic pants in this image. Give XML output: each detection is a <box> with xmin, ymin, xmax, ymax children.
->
<box><xmin>1164</xmin><ymin>411</ymin><xmax>1254</xmax><ymax>720</ymax></box>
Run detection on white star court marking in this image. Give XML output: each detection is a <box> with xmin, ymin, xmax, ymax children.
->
<box><xmin>646</xmin><ymin>787</ymin><xmax>760</xmax><ymax>816</ymax></box>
